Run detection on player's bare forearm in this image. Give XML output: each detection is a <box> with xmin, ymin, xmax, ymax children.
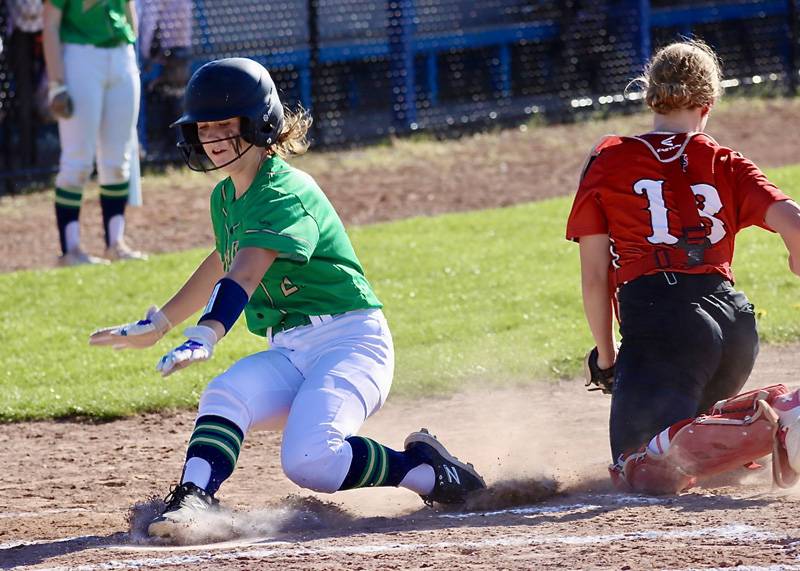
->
<box><xmin>42</xmin><ymin>3</ymin><xmax>64</xmax><ymax>83</ymax></box>
<box><xmin>161</xmin><ymin>250</ymin><xmax>225</xmax><ymax>327</ymax></box>
<box><xmin>197</xmin><ymin>247</ymin><xmax>278</xmax><ymax>339</ymax></box>
<box><xmin>225</xmin><ymin>247</ymin><xmax>278</xmax><ymax>296</ymax></box>
<box><xmin>766</xmin><ymin>200</ymin><xmax>800</xmax><ymax>277</ymax></box>
<box><xmin>579</xmin><ymin>235</ymin><xmax>616</xmax><ymax>368</ymax></box>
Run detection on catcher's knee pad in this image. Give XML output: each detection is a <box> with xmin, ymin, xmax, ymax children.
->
<box><xmin>611</xmin><ymin>384</ymin><xmax>790</xmax><ymax>494</ymax></box>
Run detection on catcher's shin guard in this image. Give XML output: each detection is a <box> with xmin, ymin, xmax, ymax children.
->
<box><xmin>610</xmin><ymin>384</ymin><xmax>791</xmax><ymax>494</ymax></box>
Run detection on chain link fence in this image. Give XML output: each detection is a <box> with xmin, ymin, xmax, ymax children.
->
<box><xmin>0</xmin><ymin>0</ymin><xmax>797</xmax><ymax>195</ymax></box>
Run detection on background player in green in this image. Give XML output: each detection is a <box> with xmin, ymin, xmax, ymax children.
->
<box><xmin>90</xmin><ymin>58</ymin><xmax>485</xmax><ymax>539</ymax></box>
<box><xmin>43</xmin><ymin>0</ymin><xmax>146</xmax><ymax>265</ymax></box>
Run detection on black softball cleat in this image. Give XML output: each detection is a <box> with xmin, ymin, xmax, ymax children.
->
<box><xmin>147</xmin><ymin>482</ymin><xmax>219</xmax><ymax>538</ymax></box>
<box><xmin>404</xmin><ymin>428</ymin><xmax>486</xmax><ymax>505</ymax></box>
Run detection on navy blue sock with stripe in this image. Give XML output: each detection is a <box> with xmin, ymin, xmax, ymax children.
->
<box><xmin>184</xmin><ymin>415</ymin><xmax>244</xmax><ymax>496</ymax></box>
<box><xmin>54</xmin><ymin>187</ymin><xmax>82</xmax><ymax>254</ymax></box>
<box><xmin>99</xmin><ymin>182</ymin><xmax>129</xmax><ymax>247</ymax></box>
<box><xmin>339</xmin><ymin>436</ymin><xmax>424</xmax><ymax>490</ymax></box>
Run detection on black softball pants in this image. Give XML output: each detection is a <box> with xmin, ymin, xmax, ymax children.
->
<box><xmin>609</xmin><ymin>272</ymin><xmax>759</xmax><ymax>461</ymax></box>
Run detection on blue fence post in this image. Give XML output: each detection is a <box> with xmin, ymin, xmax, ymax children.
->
<box><xmin>491</xmin><ymin>44</ymin><xmax>512</xmax><ymax>99</ymax></box>
<box><xmin>426</xmin><ymin>52</ymin><xmax>438</xmax><ymax>106</ymax></box>
<box><xmin>387</xmin><ymin>0</ymin><xmax>417</xmax><ymax>130</ymax></box>
<box><xmin>611</xmin><ymin>0</ymin><xmax>650</xmax><ymax>81</ymax></box>
<box><xmin>636</xmin><ymin>0</ymin><xmax>651</xmax><ymax>69</ymax></box>
<box><xmin>299</xmin><ymin>67</ymin><xmax>313</xmax><ymax>110</ymax></box>
<box><xmin>136</xmin><ymin>38</ymin><xmax>148</xmax><ymax>157</ymax></box>
<box><xmin>306</xmin><ymin>0</ymin><xmax>320</xmax><ymax>123</ymax></box>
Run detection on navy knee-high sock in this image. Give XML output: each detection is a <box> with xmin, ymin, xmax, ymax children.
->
<box><xmin>99</xmin><ymin>182</ymin><xmax>129</xmax><ymax>246</ymax></box>
<box><xmin>339</xmin><ymin>436</ymin><xmax>424</xmax><ymax>490</ymax></box>
<box><xmin>54</xmin><ymin>187</ymin><xmax>82</xmax><ymax>254</ymax></box>
<box><xmin>183</xmin><ymin>415</ymin><xmax>244</xmax><ymax>496</ymax></box>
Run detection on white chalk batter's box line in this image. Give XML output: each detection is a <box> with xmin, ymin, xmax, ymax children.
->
<box><xmin>440</xmin><ymin>493</ymin><xmax>670</xmax><ymax>519</ymax></box>
<box><xmin>0</xmin><ymin>496</ymin><xmax>663</xmax><ymax>551</ymax></box>
<box><xmin>18</xmin><ymin>524</ymin><xmax>794</xmax><ymax>571</ymax></box>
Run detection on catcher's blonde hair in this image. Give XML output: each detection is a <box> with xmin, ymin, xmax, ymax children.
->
<box><xmin>638</xmin><ymin>40</ymin><xmax>723</xmax><ymax>114</ymax></box>
<box><xmin>273</xmin><ymin>106</ymin><xmax>312</xmax><ymax>157</ymax></box>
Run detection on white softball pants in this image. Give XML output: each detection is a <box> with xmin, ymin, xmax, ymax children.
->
<box><xmin>56</xmin><ymin>43</ymin><xmax>139</xmax><ymax>190</ymax></box>
<box><xmin>197</xmin><ymin>309</ymin><xmax>394</xmax><ymax>493</ymax></box>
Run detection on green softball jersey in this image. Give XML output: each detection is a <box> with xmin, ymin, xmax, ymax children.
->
<box><xmin>210</xmin><ymin>154</ymin><xmax>382</xmax><ymax>337</ymax></box>
<box><xmin>51</xmin><ymin>0</ymin><xmax>136</xmax><ymax>47</ymax></box>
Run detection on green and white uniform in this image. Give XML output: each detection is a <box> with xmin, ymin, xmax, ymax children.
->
<box><xmin>52</xmin><ymin>0</ymin><xmax>139</xmax><ymax>252</ymax></box>
<box><xmin>191</xmin><ymin>155</ymin><xmax>396</xmax><ymax>494</ymax></box>
<box><xmin>209</xmin><ymin>155</ymin><xmax>382</xmax><ymax>337</ymax></box>
<box><xmin>53</xmin><ymin>0</ymin><xmax>135</xmax><ymax>46</ymax></box>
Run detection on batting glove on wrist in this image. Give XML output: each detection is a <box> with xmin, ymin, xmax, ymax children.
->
<box><xmin>157</xmin><ymin>325</ymin><xmax>218</xmax><ymax>378</ymax></box>
<box><xmin>90</xmin><ymin>306</ymin><xmax>172</xmax><ymax>350</ymax></box>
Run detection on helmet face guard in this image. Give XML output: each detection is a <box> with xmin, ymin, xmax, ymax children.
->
<box><xmin>176</xmin><ymin>126</ymin><xmax>254</xmax><ymax>172</ymax></box>
<box><xmin>171</xmin><ymin>58</ymin><xmax>285</xmax><ymax>172</ymax></box>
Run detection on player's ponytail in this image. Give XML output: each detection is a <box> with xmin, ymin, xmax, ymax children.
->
<box><xmin>636</xmin><ymin>39</ymin><xmax>723</xmax><ymax>114</ymax></box>
<box><xmin>273</xmin><ymin>106</ymin><xmax>313</xmax><ymax>158</ymax></box>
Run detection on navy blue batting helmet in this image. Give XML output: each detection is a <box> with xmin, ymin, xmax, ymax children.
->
<box><xmin>171</xmin><ymin>58</ymin><xmax>285</xmax><ymax>171</ymax></box>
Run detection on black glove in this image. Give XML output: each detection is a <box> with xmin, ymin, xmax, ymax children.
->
<box><xmin>583</xmin><ymin>347</ymin><xmax>615</xmax><ymax>394</ymax></box>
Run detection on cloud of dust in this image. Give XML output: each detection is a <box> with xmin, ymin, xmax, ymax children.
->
<box><xmin>419</xmin><ymin>382</ymin><xmax>614</xmax><ymax>506</ymax></box>
<box><xmin>127</xmin><ymin>494</ymin><xmax>357</xmax><ymax>546</ymax></box>
<box><xmin>124</xmin><ymin>383</ymin><xmax>621</xmax><ymax>545</ymax></box>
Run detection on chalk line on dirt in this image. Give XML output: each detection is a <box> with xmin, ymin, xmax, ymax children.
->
<box><xmin>22</xmin><ymin>524</ymin><xmax>789</xmax><ymax>571</ymax></box>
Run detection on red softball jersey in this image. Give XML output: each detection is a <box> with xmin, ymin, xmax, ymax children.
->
<box><xmin>566</xmin><ymin>132</ymin><xmax>789</xmax><ymax>284</ymax></box>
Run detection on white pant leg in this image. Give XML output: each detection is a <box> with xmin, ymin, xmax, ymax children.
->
<box><xmin>56</xmin><ymin>44</ymin><xmax>105</xmax><ymax>190</ymax></box>
<box><xmin>279</xmin><ymin>310</ymin><xmax>395</xmax><ymax>493</ymax></box>
<box><xmin>97</xmin><ymin>45</ymin><xmax>139</xmax><ymax>185</ymax></box>
<box><xmin>197</xmin><ymin>348</ymin><xmax>305</xmax><ymax>434</ymax></box>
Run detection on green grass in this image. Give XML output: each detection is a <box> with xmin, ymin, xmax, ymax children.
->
<box><xmin>2</xmin><ymin>164</ymin><xmax>799</xmax><ymax>421</ymax></box>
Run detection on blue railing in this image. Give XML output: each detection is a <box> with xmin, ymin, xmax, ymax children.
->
<box><xmin>1</xmin><ymin>1</ymin><xmax>797</xmax><ymax>191</ymax></box>
<box><xmin>189</xmin><ymin>0</ymin><xmax>795</xmax><ymax>131</ymax></box>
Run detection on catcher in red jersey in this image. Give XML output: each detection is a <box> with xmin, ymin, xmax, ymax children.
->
<box><xmin>566</xmin><ymin>40</ymin><xmax>800</xmax><ymax>494</ymax></box>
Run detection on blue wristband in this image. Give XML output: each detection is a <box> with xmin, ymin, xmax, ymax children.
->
<box><xmin>200</xmin><ymin>278</ymin><xmax>249</xmax><ymax>334</ymax></box>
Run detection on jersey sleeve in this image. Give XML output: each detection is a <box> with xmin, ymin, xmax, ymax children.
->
<box><xmin>238</xmin><ymin>192</ymin><xmax>320</xmax><ymax>263</ymax></box>
<box><xmin>566</xmin><ymin>155</ymin><xmax>609</xmax><ymax>241</ymax></box>
<box><xmin>209</xmin><ymin>185</ymin><xmax>225</xmax><ymax>257</ymax></box>
<box><xmin>50</xmin><ymin>0</ymin><xmax>67</xmax><ymax>9</ymax></box>
<box><xmin>726</xmin><ymin>152</ymin><xmax>790</xmax><ymax>231</ymax></box>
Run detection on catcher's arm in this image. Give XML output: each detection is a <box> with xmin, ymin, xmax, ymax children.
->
<box><xmin>765</xmin><ymin>200</ymin><xmax>800</xmax><ymax>278</ymax></box>
<box><xmin>584</xmin><ymin>346</ymin><xmax>615</xmax><ymax>394</ymax></box>
<box><xmin>579</xmin><ymin>234</ymin><xmax>617</xmax><ymax>391</ymax></box>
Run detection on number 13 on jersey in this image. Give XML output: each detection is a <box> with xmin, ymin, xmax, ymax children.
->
<box><xmin>633</xmin><ymin>179</ymin><xmax>726</xmax><ymax>245</ymax></box>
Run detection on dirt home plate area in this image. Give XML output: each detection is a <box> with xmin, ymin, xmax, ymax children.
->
<box><xmin>2</xmin><ymin>100</ymin><xmax>800</xmax><ymax>569</ymax></box>
<box><xmin>3</xmin><ymin>348</ymin><xmax>800</xmax><ymax>570</ymax></box>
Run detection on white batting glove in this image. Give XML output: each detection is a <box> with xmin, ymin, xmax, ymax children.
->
<box><xmin>156</xmin><ymin>325</ymin><xmax>218</xmax><ymax>378</ymax></box>
<box><xmin>90</xmin><ymin>306</ymin><xmax>172</xmax><ymax>350</ymax></box>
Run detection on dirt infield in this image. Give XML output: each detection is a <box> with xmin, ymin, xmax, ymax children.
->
<box><xmin>2</xmin><ymin>98</ymin><xmax>800</xmax><ymax>569</ymax></box>
<box><xmin>2</xmin><ymin>345</ymin><xmax>800</xmax><ymax>570</ymax></box>
<box><xmin>0</xmin><ymin>97</ymin><xmax>798</xmax><ymax>273</ymax></box>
